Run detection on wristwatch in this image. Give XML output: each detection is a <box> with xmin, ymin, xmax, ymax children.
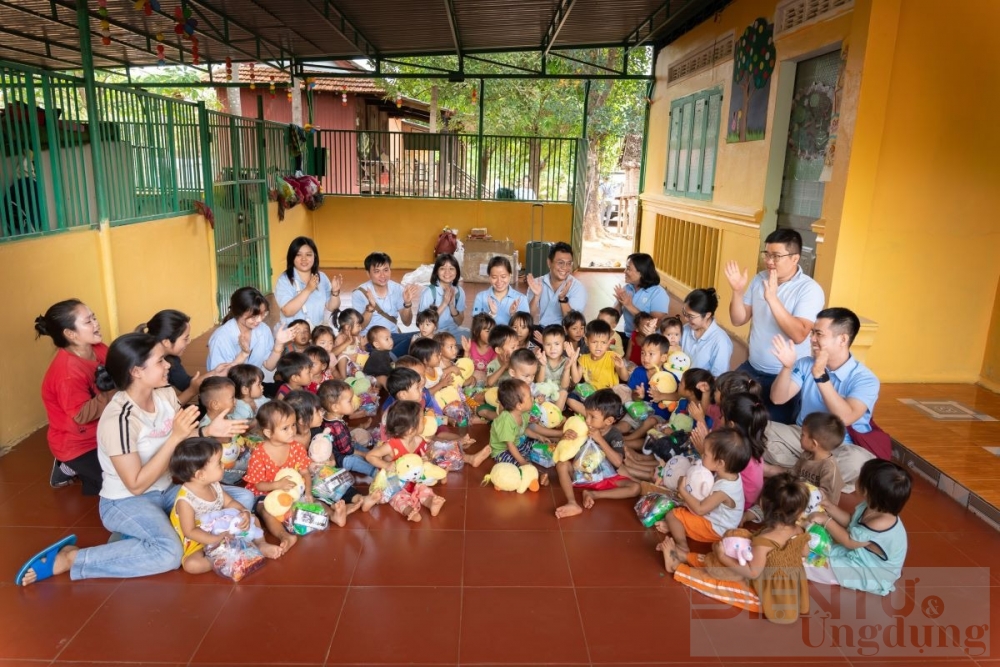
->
<box><xmin>558</xmin><ymin>297</ymin><xmax>569</xmax><ymax>304</ymax></box>
<box><xmin>813</xmin><ymin>371</ymin><xmax>830</xmax><ymax>383</ymax></box>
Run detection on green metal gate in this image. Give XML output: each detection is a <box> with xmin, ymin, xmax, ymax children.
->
<box><xmin>570</xmin><ymin>137</ymin><xmax>588</xmax><ymax>265</ymax></box>
<box><xmin>204</xmin><ymin>110</ymin><xmax>271</xmax><ymax>317</ymax></box>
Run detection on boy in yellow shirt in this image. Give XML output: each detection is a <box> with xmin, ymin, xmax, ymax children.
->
<box><xmin>567</xmin><ymin>319</ymin><xmax>629</xmax><ymax>415</ymax></box>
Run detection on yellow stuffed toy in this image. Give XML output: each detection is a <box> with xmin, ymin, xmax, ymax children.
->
<box><xmin>483</xmin><ymin>386</ymin><xmax>499</xmax><ymax>409</ymax></box>
<box><xmin>262</xmin><ymin>468</ymin><xmax>305</xmax><ymax>517</ymax></box>
<box><xmin>482</xmin><ymin>461</ymin><xmax>540</xmax><ymax>493</ymax></box>
<box><xmin>454</xmin><ymin>358</ymin><xmax>475</xmax><ymax>385</ymax></box>
<box><xmin>534</xmin><ymin>401</ymin><xmax>564</xmax><ymax>428</ymax></box>
<box><xmin>434</xmin><ymin>385</ymin><xmax>462</xmax><ymax>411</ymax></box>
<box><xmin>649</xmin><ymin>370</ymin><xmax>679</xmax><ymax>395</ymax></box>
<box><xmin>421</xmin><ymin>414</ymin><xmax>439</xmax><ymax>439</ymax></box>
<box><xmin>551</xmin><ymin>414</ymin><xmax>590</xmax><ymax>463</ymax></box>
<box><xmin>394</xmin><ymin>453</ymin><xmax>448</xmax><ymax>487</ymax></box>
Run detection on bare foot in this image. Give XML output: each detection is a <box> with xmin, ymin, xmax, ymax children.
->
<box><xmin>279</xmin><ymin>532</ymin><xmax>298</xmax><ymax>552</ymax></box>
<box><xmin>656</xmin><ymin>536</ymin><xmax>683</xmax><ymax>573</ymax></box>
<box><xmin>345</xmin><ymin>495</ymin><xmax>363</xmax><ymax>515</ymax></box>
<box><xmin>555</xmin><ymin>502</ymin><xmax>583</xmax><ymax>519</ymax></box>
<box><xmin>581</xmin><ymin>490</ymin><xmax>596</xmax><ymax>509</ymax></box>
<box><xmin>407</xmin><ymin>508</ymin><xmax>423</xmax><ymax>522</ymax></box>
<box><xmin>467</xmin><ymin>446</ymin><xmax>491</xmax><ymax>468</ymax></box>
<box><xmin>361</xmin><ymin>494</ymin><xmax>378</xmax><ymax>512</ymax></box>
<box><xmin>257</xmin><ymin>541</ymin><xmax>284</xmax><ymax>560</ymax></box>
<box><xmin>429</xmin><ymin>495</ymin><xmax>446</xmax><ymax>517</ymax></box>
<box><xmin>329</xmin><ymin>500</ymin><xmax>348</xmax><ymax>527</ymax></box>
<box><xmin>539</xmin><ymin>472</ymin><xmax>550</xmax><ymax>486</ymax></box>
<box><xmin>19</xmin><ymin>545</ymin><xmax>80</xmax><ymax>586</ymax></box>
<box><xmin>654</xmin><ymin>520</ymin><xmax>669</xmax><ymax>534</ymax></box>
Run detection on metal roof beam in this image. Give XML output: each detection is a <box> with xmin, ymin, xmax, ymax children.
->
<box><xmin>240</xmin><ymin>0</ymin><xmax>327</xmax><ymax>55</ymax></box>
<box><xmin>541</xmin><ymin>0</ymin><xmax>576</xmax><ymax>57</ymax></box>
<box><xmin>0</xmin><ymin>0</ymin><xmax>206</xmax><ymax>73</ymax></box>
<box><xmin>625</xmin><ymin>0</ymin><xmax>701</xmax><ymax>48</ymax></box>
<box><xmin>443</xmin><ymin>0</ymin><xmax>463</xmax><ymax>66</ymax></box>
<box><xmin>0</xmin><ymin>26</ymin><xmax>132</xmax><ymax>67</ymax></box>
<box><xmin>464</xmin><ymin>54</ymin><xmax>541</xmax><ymax>76</ymax></box>
<box><xmin>298</xmin><ymin>0</ymin><xmax>378</xmax><ymax>59</ymax></box>
<box><xmin>183</xmin><ymin>0</ymin><xmax>287</xmax><ymax>62</ymax></box>
<box><xmin>0</xmin><ymin>44</ymin><xmax>82</xmax><ymax>69</ymax></box>
<box><xmin>550</xmin><ymin>50</ymin><xmax>622</xmax><ymax>75</ymax></box>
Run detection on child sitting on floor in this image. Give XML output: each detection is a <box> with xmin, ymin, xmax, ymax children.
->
<box><xmin>275</xmin><ymin>351</ymin><xmax>313</xmax><ymax>399</ymax></box>
<box><xmin>363</xmin><ymin>325</ymin><xmax>395</xmax><ymax>387</ymax></box>
<box><xmin>510</xmin><ymin>310</ymin><xmax>534</xmax><ymax>350</ymax></box>
<box><xmin>597</xmin><ymin>307</ymin><xmax>625</xmax><ymax>357</ymax></box>
<box><xmin>169</xmin><ymin>438</ymin><xmax>282</xmax><ymax>574</ymax></box>
<box><xmin>673</xmin><ymin>473</ymin><xmax>811</xmax><ymax>624</ymax></box>
<box><xmin>485</xmin><ymin>325</ymin><xmax>520</xmax><ymax>387</ymax></box>
<box><xmin>409</xmin><ymin>337</ymin><xmax>456</xmax><ymax>392</ymax></box>
<box><xmin>659</xmin><ymin>316</ymin><xmax>683</xmax><ymax>353</ymax></box>
<box><xmin>243</xmin><ymin>401</ymin><xmax>313</xmax><ymax>551</ymax></box>
<box><xmin>303</xmin><ymin>345</ymin><xmax>331</xmax><ymax>392</ymax></box>
<box><xmin>488</xmin><ymin>378</ymin><xmax>554</xmax><ymax>476</ymax></box>
<box><xmin>554</xmin><ymin>389</ymin><xmax>627</xmax><ymax>519</ymax></box>
<box><xmin>317</xmin><ymin>380</ymin><xmax>377</xmax><ymax>480</ymax></box>
<box><xmin>806</xmin><ymin>459</ymin><xmax>911</xmax><ymax>596</ymax></box>
<box><xmin>415</xmin><ymin>307</ymin><xmax>439</xmax><ymax>341</ymax></box>
<box><xmin>283</xmin><ymin>319</ymin><xmax>311</xmax><ymax>354</ymax></box>
<box><xmin>655</xmin><ymin>428</ymin><xmax>750</xmax><ymax>565</ymax></box>
<box><xmin>562</xmin><ymin>310</ymin><xmax>588</xmax><ymax>356</ymax></box>
<box><xmin>198</xmin><ymin>376</ymin><xmax>249</xmax><ymax>485</ymax></box>
<box><xmin>567</xmin><ymin>319</ymin><xmax>629</xmax><ymax>415</ymax></box>
<box><xmin>626</xmin><ymin>311</ymin><xmax>656</xmax><ymax>366</ymax></box>
<box><xmin>311</xmin><ymin>325</ymin><xmax>336</xmax><ymax>358</ymax></box>
<box><xmin>434</xmin><ymin>331</ymin><xmax>470</xmax><ymax>387</ymax></box>
<box><xmin>363</xmin><ymin>400</ymin><xmax>447</xmax><ymax>522</ymax></box>
<box><xmin>534</xmin><ymin>324</ymin><xmax>574</xmax><ymax>410</ymax></box>
<box><xmin>228</xmin><ymin>364</ymin><xmax>269</xmax><ymax>421</ymax></box>
<box><xmin>759</xmin><ymin>412</ymin><xmax>844</xmax><ymax>512</ymax></box>
<box><xmin>464</xmin><ymin>313</ymin><xmax>497</xmax><ymax>386</ymax></box>
<box><xmin>331</xmin><ymin>308</ymin><xmax>365</xmax><ymax>379</ymax></box>
<box><xmin>621</xmin><ymin>333</ymin><xmax>674</xmax><ymax>445</ymax></box>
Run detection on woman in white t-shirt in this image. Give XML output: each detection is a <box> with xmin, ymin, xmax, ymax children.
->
<box><xmin>16</xmin><ymin>333</ymin><xmax>251</xmax><ymax>585</ymax></box>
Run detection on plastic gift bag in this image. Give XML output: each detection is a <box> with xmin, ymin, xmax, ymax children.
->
<box><xmin>283</xmin><ymin>502</ymin><xmax>330</xmax><ymax>535</ymax></box>
<box><xmin>571</xmin><ymin>439</ymin><xmax>617</xmax><ymax>486</ymax></box>
<box><xmin>312</xmin><ymin>465</ymin><xmax>355</xmax><ymax>505</ymax></box>
<box><xmin>634</xmin><ymin>493</ymin><xmax>677</xmax><ymax>528</ymax></box>
<box><xmin>369</xmin><ymin>466</ymin><xmax>405</xmax><ymax>504</ymax></box>
<box><xmin>528</xmin><ymin>441</ymin><xmax>555</xmax><ymax>468</ymax></box>
<box><xmin>442</xmin><ymin>400</ymin><xmax>471</xmax><ymax>428</ymax></box>
<box><xmin>430</xmin><ymin>440</ymin><xmax>464</xmax><ymax>471</ymax></box>
<box><xmin>206</xmin><ymin>537</ymin><xmax>265</xmax><ymax>582</ymax></box>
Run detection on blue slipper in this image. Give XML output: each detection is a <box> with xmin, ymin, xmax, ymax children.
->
<box><xmin>15</xmin><ymin>534</ymin><xmax>77</xmax><ymax>585</ymax></box>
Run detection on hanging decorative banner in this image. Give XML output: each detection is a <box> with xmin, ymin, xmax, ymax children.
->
<box><xmin>155</xmin><ymin>32</ymin><xmax>165</xmax><ymax>65</ymax></box>
<box><xmin>269</xmin><ymin>75</ymin><xmax>276</xmax><ymax>98</ymax></box>
<box><xmin>341</xmin><ymin>90</ymin><xmax>347</xmax><ymax>107</ymax></box>
<box><xmin>191</xmin><ymin>35</ymin><xmax>199</xmax><ymax>64</ymax></box>
<box><xmin>96</xmin><ymin>0</ymin><xmax>111</xmax><ymax>46</ymax></box>
<box><xmin>134</xmin><ymin>0</ymin><xmax>159</xmax><ymax>15</ymax></box>
<box><xmin>249</xmin><ymin>62</ymin><xmax>256</xmax><ymax>90</ymax></box>
<box><xmin>174</xmin><ymin>5</ymin><xmax>198</xmax><ymax>38</ymax></box>
<box><xmin>225</xmin><ymin>57</ymin><xmax>233</xmax><ymax>81</ymax></box>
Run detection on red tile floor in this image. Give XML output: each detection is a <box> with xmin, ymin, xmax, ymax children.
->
<box><xmin>1</xmin><ymin>270</ymin><xmax>997</xmax><ymax>666</ymax></box>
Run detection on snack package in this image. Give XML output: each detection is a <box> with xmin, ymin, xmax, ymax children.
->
<box><xmin>206</xmin><ymin>537</ymin><xmax>265</xmax><ymax>582</ymax></box>
<box><xmin>312</xmin><ymin>465</ymin><xmax>355</xmax><ymax>505</ymax></box>
<box><xmin>368</xmin><ymin>466</ymin><xmax>405</xmax><ymax>504</ymax></box>
<box><xmin>634</xmin><ymin>493</ymin><xmax>677</xmax><ymax>528</ymax></box>
<box><xmin>571</xmin><ymin>439</ymin><xmax>617</xmax><ymax>486</ymax></box>
<box><xmin>429</xmin><ymin>440</ymin><xmax>464</xmax><ymax>472</ymax></box>
<box><xmin>283</xmin><ymin>501</ymin><xmax>330</xmax><ymax>535</ymax></box>
<box><xmin>528</xmin><ymin>441</ymin><xmax>555</xmax><ymax>468</ymax></box>
<box><xmin>442</xmin><ymin>400</ymin><xmax>471</xmax><ymax>428</ymax></box>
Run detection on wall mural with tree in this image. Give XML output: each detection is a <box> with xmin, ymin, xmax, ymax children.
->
<box><xmin>727</xmin><ymin>17</ymin><xmax>776</xmax><ymax>143</ymax></box>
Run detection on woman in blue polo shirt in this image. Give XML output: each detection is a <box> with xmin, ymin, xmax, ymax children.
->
<box><xmin>417</xmin><ymin>253</ymin><xmax>470</xmax><ymax>340</ymax></box>
<box><xmin>273</xmin><ymin>236</ymin><xmax>342</xmax><ymax>328</ymax></box>
<box><xmin>679</xmin><ymin>287</ymin><xmax>733</xmax><ymax>377</ymax></box>
<box><xmin>613</xmin><ymin>253</ymin><xmax>671</xmax><ymax>336</ymax></box>
<box><xmin>471</xmin><ymin>256</ymin><xmax>530</xmax><ymax>326</ymax></box>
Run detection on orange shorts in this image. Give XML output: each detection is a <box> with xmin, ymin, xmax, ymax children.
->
<box><xmin>671</xmin><ymin>507</ymin><xmax>722</xmax><ymax>543</ymax></box>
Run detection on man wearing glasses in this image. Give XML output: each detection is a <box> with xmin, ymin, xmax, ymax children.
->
<box><xmin>527</xmin><ymin>242</ymin><xmax>587</xmax><ymax>327</ymax></box>
<box><xmin>724</xmin><ymin>229</ymin><xmax>825</xmax><ymax>423</ymax></box>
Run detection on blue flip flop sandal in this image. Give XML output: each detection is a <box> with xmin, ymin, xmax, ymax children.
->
<box><xmin>15</xmin><ymin>534</ymin><xmax>77</xmax><ymax>585</ymax></box>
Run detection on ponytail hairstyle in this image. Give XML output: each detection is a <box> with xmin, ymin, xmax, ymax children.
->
<box><xmin>105</xmin><ymin>333</ymin><xmax>159</xmax><ymax>391</ymax></box>
<box><xmin>34</xmin><ymin>299</ymin><xmax>85</xmax><ymax>348</ymax></box>
<box><xmin>681</xmin><ymin>368</ymin><xmax>716</xmax><ymax>403</ymax></box>
<box><xmin>715</xmin><ymin>370</ymin><xmax>763</xmax><ymax>402</ymax></box>
<box><xmin>683</xmin><ymin>287</ymin><xmax>720</xmax><ymax>319</ymax></box>
<box><xmin>138</xmin><ymin>309</ymin><xmax>191</xmax><ymax>345</ymax></box>
<box><xmin>222</xmin><ymin>287</ymin><xmax>268</xmax><ymax>324</ymax></box>
<box><xmin>721</xmin><ymin>392</ymin><xmax>768</xmax><ymax>462</ymax></box>
<box><xmin>335</xmin><ymin>308</ymin><xmax>363</xmax><ymax>333</ymax></box>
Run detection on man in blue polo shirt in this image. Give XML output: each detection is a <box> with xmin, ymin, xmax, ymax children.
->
<box><xmin>765</xmin><ymin>307</ymin><xmax>878</xmax><ymax>491</ymax></box>
<box><xmin>725</xmin><ymin>229</ymin><xmax>825</xmax><ymax>423</ymax></box>
<box><xmin>526</xmin><ymin>242</ymin><xmax>587</xmax><ymax>327</ymax></box>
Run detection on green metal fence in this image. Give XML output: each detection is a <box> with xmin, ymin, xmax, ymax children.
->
<box><xmin>316</xmin><ymin>129</ymin><xmax>578</xmax><ymax>203</ymax></box>
<box><xmin>0</xmin><ymin>63</ymin><xmax>93</xmax><ymax>239</ymax></box>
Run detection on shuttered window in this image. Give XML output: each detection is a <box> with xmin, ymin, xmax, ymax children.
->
<box><xmin>664</xmin><ymin>86</ymin><xmax>723</xmax><ymax>200</ymax></box>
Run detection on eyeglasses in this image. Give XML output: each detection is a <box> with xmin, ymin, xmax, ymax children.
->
<box><xmin>552</xmin><ymin>260</ymin><xmax>573</xmax><ymax>268</ymax></box>
<box><xmin>680</xmin><ymin>310</ymin><xmax>701</xmax><ymax>321</ymax></box>
<box><xmin>761</xmin><ymin>251</ymin><xmax>796</xmax><ymax>262</ymax></box>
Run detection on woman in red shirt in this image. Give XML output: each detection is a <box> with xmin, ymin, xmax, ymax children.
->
<box><xmin>36</xmin><ymin>299</ymin><xmax>113</xmax><ymax>495</ymax></box>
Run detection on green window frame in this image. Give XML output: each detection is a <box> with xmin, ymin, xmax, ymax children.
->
<box><xmin>665</xmin><ymin>86</ymin><xmax>723</xmax><ymax>200</ymax></box>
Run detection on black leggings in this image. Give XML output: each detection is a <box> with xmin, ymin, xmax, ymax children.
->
<box><xmin>61</xmin><ymin>449</ymin><xmax>103</xmax><ymax>496</ymax></box>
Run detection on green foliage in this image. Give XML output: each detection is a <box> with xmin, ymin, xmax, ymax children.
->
<box><xmin>97</xmin><ymin>66</ymin><xmax>221</xmax><ymax>108</ymax></box>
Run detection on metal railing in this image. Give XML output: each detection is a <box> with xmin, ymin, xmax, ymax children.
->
<box><xmin>316</xmin><ymin>129</ymin><xmax>579</xmax><ymax>203</ymax></box>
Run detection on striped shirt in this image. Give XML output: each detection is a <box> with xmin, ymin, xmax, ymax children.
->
<box><xmin>96</xmin><ymin>387</ymin><xmax>180</xmax><ymax>500</ymax></box>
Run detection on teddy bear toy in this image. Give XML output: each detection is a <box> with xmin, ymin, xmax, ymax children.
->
<box><xmin>703</xmin><ymin>528</ymin><xmax>755</xmax><ymax>581</ymax></box>
<box><xmin>530</xmin><ymin>401</ymin><xmax>564</xmax><ymax>428</ymax></box>
<box><xmin>665</xmin><ymin>350</ymin><xmax>691</xmax><ymax>376</ymax></box>
<box><xmin>263</xmin><ymin>468</ymin><xmax>306</xmax><ymax>518</ymax></box>
<box><xmin>395</xmin><ymin>452</ymin><xmax>447</xmax><ymax>487</ymax></box>
<box><xmin>551</xmin><ymin>414</ymin><xmax>589</xmax><ymax>463</ymax></box>
<box><xmin>308</xmin><ymin>429</ymin><xmax>334</xmax><ymax>464</ymax></box>
<box><xmin>221</xmin><ymin>439</ymin><xmax>241</xmax><ymax>470</ymax></box>
<box><xmin>722</xmin><ymin>527</ymin><xmax>754</xmax><ymax>565</ymax></box>
<box><xmin>668</xmin><ymin>411</ymin><xmax>695</xmax><ymax>433</ymax></box>
<box><xmin>200</xmin><ymin>508</ymin><xmax>264</xmax><ymax>541</ymax></box>
<box><xmin>649</xmin><ymin>370</ymin><xmax>679</xmax><ymax>395</ymax></box>
<box><xmin>483</xmin><ymin>462</ymin><xmax>540</xmax><ymax>493</ymax></box>
<box><xmin>803</xmin><ymin>483</ymin><xmax>825</xmax><ymax>519</ymax></box>
<box><xmin>683</xmin><ymin>460</ymin><xmax>714</xmax><ymax>501</ymax></box>
<box><xmin>656</xmin><ymin>454</ymin><xmax>692</xmax><ymax>491</ymax></box>
<box><xmin>483</xmin><ymin>386</ymin><xmax>499</xmax><ymax>409</ymax></box>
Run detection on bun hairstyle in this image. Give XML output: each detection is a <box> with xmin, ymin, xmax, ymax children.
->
<box><xmin>136</xmin><ymin>310</ymin><xmax>190</xmax><ymax>344</ymax></box>
<box><xmin>684</xmin><ymin>287</ymin><xmax>720</xmax><ymax>317</ymax></box>
<box><xmin>105</xmin><ymin>333</ymin><xmax>159</xmax><ymax>390</ymax></box>
<box><xmin>34</xmin><ymin>299</ymin><xmax>84</xmax><ymax>348</ymax></box>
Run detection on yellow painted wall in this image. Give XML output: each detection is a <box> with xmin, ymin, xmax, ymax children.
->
<box><xmin>980</xmin><ymin>275</ymin><xmax>1000</xmax><ymax>392</ymax></box>
<box><xmin>109</xmin><ymin>215</ymin><xmax>218</xmax><ymax>337</ymax></box>
<box><xmin>267</xmin><ymin>202</ymin><xmax>314</xmax><ymax>289</ymax></box>
<box><xmin>312</xmin><ymin>198</ymin><xmax>572</xmax><ymax>269</ymax></box>
<box><xmin>825</xmin><ymin>0</ymin><xmax>1000</xmax><ymax>382</ymax></box>
<box><xmin>0</xmin><ymin>230</ymin><xmax>107</xmax><ymax>446</ymax></box>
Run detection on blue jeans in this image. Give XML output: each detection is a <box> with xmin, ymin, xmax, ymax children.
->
<box><xmin>736</xmin><ymin>360</ymin><xmax>801</xmax><ymax>425</ymax></box>
<box><xmin>70</xmin><ymin>484</ymin><xmax>254</xmax><ymax>580</ymax></box>
<box><xmin>391</xmin><ymin>331</ymin><xmax>416</xmax><ymax>359</ymax></box>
